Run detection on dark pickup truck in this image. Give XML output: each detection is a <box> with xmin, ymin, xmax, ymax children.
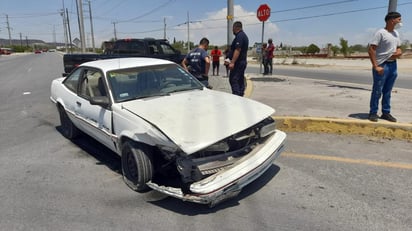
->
<box><xmin>63</xmin><ymin>38</ymin><xmax>185</xmax><ymax>74</ymax></box>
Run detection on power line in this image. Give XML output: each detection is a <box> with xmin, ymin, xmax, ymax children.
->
<box><xmin>91</xmin><ymin>1</ymin><xmax>412</xmax><ymax>38</ymax></box>
<box><xmin>116</xmin><ymin>0</ymin><xmax>175</xmax><ymax>24</ymax></box>
<box><xmin>6</xmin><ymin>12</ymin><xmax>59</xmax><ymax>18</ymax></box>
<box><xmin>272</xmin><ymin>0</ymin><xmax>358</xmax><ymax>13</ymax></box>
<box><xmin>269</xmin><ymin>2</ymin><xmax>412</xmax><ymax>24</ymax></box>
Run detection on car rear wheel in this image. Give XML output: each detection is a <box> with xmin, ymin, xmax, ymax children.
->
<box><xmin>121</xmin><ymin>141</ymin><xmax>153</xmax><ymax>192</ymax></box>
<box><xmin>58</xmin><ymin>105</ymin><xmax>79</xmax><ymax>139</ymax></box>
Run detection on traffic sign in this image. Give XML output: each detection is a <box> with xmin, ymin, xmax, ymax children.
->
<box><xmin>257</xmin><ymin>4</ymin><xmax>271</xmax><ymax>22</ymax></box>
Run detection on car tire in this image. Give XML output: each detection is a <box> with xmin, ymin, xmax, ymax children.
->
<box><xmin>121</xmin><ymin>141</ymin><xmax>153</xmax><ymax>192</ymax></box>
<box><xmin>58</xmin><ymin>105</ymin><xmax>79</xmax><ymax>139</ymax></box>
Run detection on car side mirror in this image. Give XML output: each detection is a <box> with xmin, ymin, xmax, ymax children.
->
<box><xmin>90</xmin><ymin>96</ymin><xmax>110</xmax><ymax>108</ymax></box>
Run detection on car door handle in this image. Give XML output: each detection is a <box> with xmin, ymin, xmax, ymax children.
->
<box><xmin>76</xmin><ymin>101</ymin><xmax>81</xmax><ymax>106</ymax></box>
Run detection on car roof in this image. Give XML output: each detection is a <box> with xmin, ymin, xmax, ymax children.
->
<box><xmin>80</xmin><ymin>57</ymin><xmax>174</xmax><ymax>73</ymax></box>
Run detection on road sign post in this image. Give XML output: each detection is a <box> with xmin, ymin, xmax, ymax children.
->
<box><xmin>257</xmin><ymin>4</ymin><xmax>271</xmax><ymax>74</ymax></box>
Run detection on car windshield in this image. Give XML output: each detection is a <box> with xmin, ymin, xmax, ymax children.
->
<box><xmin>107</xmin><ymin>64</ymin><xmax>204</xmax><ymax>103</ymax></box>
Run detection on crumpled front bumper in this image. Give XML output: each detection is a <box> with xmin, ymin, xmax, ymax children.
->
<box><xmin>147</xmin><ymin>129</ymin><xmax>286</xmax><ymax>207</ymax></box>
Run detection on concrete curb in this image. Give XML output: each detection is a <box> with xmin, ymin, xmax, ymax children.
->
<box><xmin>273</xmin><ymin>116</ymin><xmax>412</xmax><ymax>141</ymax></box>
<box><xmin>244</xmin><ymin>77</ymin><xmax>253</xmax><ymax>98</ymax></box>
<box><xmin>233</xmin><ymin>75</ymin><xmax>411</xmax><ymax>141</ymax></box>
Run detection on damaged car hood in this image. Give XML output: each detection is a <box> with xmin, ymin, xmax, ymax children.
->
<box><xmin>121</xmin><ymin>90</ymin><xmax>275</xmax><ymax>154</ymax></box>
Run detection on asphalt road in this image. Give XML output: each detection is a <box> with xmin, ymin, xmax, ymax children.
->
<box><xmin>0</xmin><ymin>53</ymin><xmax>411</xmax><ymax>231</ymax></box>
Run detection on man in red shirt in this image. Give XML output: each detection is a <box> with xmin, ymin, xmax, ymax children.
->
<box><xmin>266</xmin><ymin>38</ymin><xmax>275</xmax><ymax>75</ymax></box>
<box><xmin>210</xmin><ymin>46</ymin><xmax>222</xmax><ymax>76</ymax></box>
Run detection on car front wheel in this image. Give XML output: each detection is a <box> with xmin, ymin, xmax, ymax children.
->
<box><xmin>58</xmin><ymin>105</ymin><xmax>79</xmax><ymax>139</ymax></box>
<box><xmin>121</xmin><ymin>141</ymin><xmax>153</xmax><ymax>192</ymax></box>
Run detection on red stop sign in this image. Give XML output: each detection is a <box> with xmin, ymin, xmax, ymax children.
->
<box><xmin>257</xmin><ymin>4</ymin><xmax>271</xmax><ymax>22</ymax></box>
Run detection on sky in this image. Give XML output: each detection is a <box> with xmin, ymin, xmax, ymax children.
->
<box><xmin>1</xmin><ymin>0</ymin><xmax>412</xmax><ymax>49</ymax></box>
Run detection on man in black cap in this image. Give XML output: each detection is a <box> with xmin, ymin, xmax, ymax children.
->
<box><xmin>368</xmin><ymin>11</ymin><xmax>402</xmax><ymax>122</ymax></box>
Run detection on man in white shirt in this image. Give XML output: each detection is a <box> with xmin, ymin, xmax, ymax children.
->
<box><xmin>368</xmin><ymin>11</ymin><xmax>402</xmax><ymax>122</ymax></box>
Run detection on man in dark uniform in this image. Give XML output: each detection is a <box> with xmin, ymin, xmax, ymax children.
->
<box><xmin>181</xmin><ymin>37</ymin><xmax>211</xmax><ymax>88</ymax></box>
<box><xmin>227</xmin><ymin>21</ymin><xmax>249</xmax><ymax>96</ymax></box>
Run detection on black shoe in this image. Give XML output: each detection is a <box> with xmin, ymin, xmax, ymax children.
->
<box><xmin>368</xmin><ymin>113</ymin><xmax>378</xmax><ymax>122</ymax></box>
<box><xmin>381</xmin><ymin>113</ymin><xmax>397</xmax><ymax>122</ymax></box>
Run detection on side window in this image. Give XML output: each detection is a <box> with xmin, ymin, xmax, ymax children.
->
<box><xmin>147</xmin><ymin>41</ymin><xmax>159</xmax><ymax>55</ymax></box>
<box><xmin>129</xmin><ymin>41</ymin><xmax>145</xmax><ymax>54</ymax></box>
<box><xmin>79</xmin><ymin>69</ymin><xmax>105</xmax><ymax>99</ymax></box>
<box><xmin>63</xmin><ymin>68</ymin><xmax>82</xmax><ymax>93</ymax></box>
<box><xmin>160</xmin><ymin>42</ymin><xmax>177</xmax><ymax>55</ymax></box>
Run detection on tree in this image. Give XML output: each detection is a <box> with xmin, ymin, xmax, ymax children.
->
<box><xmin>171</xmin><ymin>40</ymin><xmax>184</xmax><ymax>52</ymax></box>
<box><xmin>330</xmin><ymin>45</ymin><xmax>340</xmax><ymax>56</ymax></box>
<box><xmin>340</xmin><ymin>37</ymin><xmax>349</xmax><ymax>57</ymax></box>
<box><xmin>401</xmin><ymin>39</ymin><xmax>410</xmax><ymax>51</ymax></box>
<box><xmin>306</xmin><ymin>43</ymin><xmax>320</xmax><ymax>54</ymax></box>
<box><xmin>350</xmin><ymin>44</ymin><xmax>368</xmax><ymax>53</ymax></box>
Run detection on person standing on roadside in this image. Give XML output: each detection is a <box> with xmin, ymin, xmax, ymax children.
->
<box><xmin>227</xmin><ymin>21</ymin><xmax>249</xmax><ymax>96</ymax></box>
<box><xmin>367</xmin><ymin>11</ymin><xmax>402</xmax><ymax>122</ymax></box>
<box><xmin>210</xmin><ymin>46</ymin><xmax>222</xmax><ymax>76</ymax></box>
<box><xmin>266</xmin><ymin>38</ymin><xmax>275</xmax><ymax>75</ymax></box>
<box><xmin>261</xmin><ymin>43</ymin><xmax>269</xmax><ymax>75</ymax></box>
<box><xmin>181</xmin><ymin>37</ymin><xmax>212</xmax><ymax>88</ymax></box>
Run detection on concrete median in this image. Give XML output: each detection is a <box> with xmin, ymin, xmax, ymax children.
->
<box><xmin>274</xmin><ymin>116</ymin><xmax>412</xmax><ymax>141</ymax></box>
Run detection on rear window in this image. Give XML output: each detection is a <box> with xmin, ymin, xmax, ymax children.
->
<box><xmin>112</xmin><ymin>40</ymin><xmax>145</xmax><ymax>55</ymax></box>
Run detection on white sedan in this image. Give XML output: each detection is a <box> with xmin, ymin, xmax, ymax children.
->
<box><xmin>50</xmin><ymin>57</ymin><xmax>286</xmax><ymax>207</ymax></box>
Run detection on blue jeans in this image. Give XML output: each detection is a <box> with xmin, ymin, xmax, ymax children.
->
<box><xmin>369</xmin><ymin>61</ymin><xmax>397</xmax><ymax>115</ymax></box>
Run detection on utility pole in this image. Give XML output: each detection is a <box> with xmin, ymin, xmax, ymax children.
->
<box><xmin>66</xmin><ymin>8</ymin><xmax>73</xmax><ymax>52</ymax></box>
<box><xmin>164</xmin><ymin>17</ymin><xmax>166</xmax><ymax>40</ymax></box>
<box><xmin>227</xmin><ymin>0</ymin><xmax>234</xmax><ymax>46</ymax></box>
<box><xmin>61</xmin><ymin>0</ymin><xmax>68</xmax><ymax>52</ymax></box>
<box><xmin>77</xmin><ymin>0</ymin><xmax>86</xmax><ymax>52</ymax></box>
<box><xmin>177</xmin><ymin>12</ymin><xmax>200</xmax><ymax>52</ymax></box>
<box><xmin>388</xmin><ymin>0</ymin><xmax>397</xmax><ymax>12</ymax></box>
<box><xmin>112</xmin><ymin>22</ymin><xmax>117</xmax><ymax>40</ymax></box>
<box><xmin>6</xmin><ymin>14</ymin><xmax>12</xmax><ymax>46</ymax></box>
<box><xmin>53</xmin><ymin>25</ymin><xmax>56</xmax><ymax>48</ymax></box>
<box><xmin>60</xmin><ymin>9</ymin><xmax>68</xmax><ymax>52</ymax></box>
<box><xmin>88</xmin><ymin>0</ymin><xmax>95</xmax><ymax>52</ymax></box>
<box><xmin>187</xmin><ymin>11</ymin><xmax>190</xmax><ymax>53</ymax></box>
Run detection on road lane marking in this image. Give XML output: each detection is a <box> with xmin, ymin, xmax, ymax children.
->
<box><xmin>282</xmin><ymin>152</ymin><xmax>412</xmax><ymax>170</ymax></box>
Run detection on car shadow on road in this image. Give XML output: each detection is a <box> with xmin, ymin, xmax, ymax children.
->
<box><xmin>56</xmin><ymin>126</ymin><xmax>122</xmax><ymax>174</ymax></box>
<box><xmin>147</xmin><ymin>164</ymin><xmax>281</xmax><ymax>214</ymax></box>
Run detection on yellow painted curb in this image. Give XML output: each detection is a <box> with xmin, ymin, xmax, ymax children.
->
<box><xmin>244</xmin><ymin>76</ymin><xmax>253</xmax><ymax>98</ymax></box>
<box><xmin>273</xmin><ymin>116</ymin><xmax>412</xmax><ymax>141</ymax></box>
